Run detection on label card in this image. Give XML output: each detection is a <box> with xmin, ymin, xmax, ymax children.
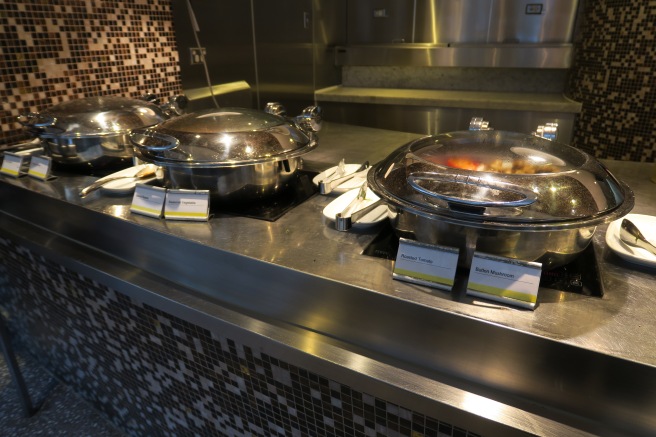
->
<box><xmin>130</xmin><ymin>184</ymin><xmax>167</xmax><ymax>218</ymax></box>
<box><xmin>467</xmin><ymin>252</ymin><xmax>542</xmax><ymax>310</ymax></box>
<box><xmin>164</xmin><ymin>189</ymin><xmax>210</xmax><ymax>221</ymax></box>
<box><xmin>0</xmin><ymin>152</ymin><xmax>27</xmax><ymax>177</ymax></box>
<box><xmin>28</xmin><ymin>155</ymin><xmax>54</xmax><ymax>180</ymax></box>
<box><xmin>393</xmin><ymin>238</ymin><xmax>460</xmax><ymax>291</ymax></box>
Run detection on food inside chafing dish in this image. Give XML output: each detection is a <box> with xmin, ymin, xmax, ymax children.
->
<box><xmin>443</xmin><ymin>157</ymin><xmax>559</xmax><ymax>174</ymax></box>
<box><xmin>482</xmin><ymin>158</ymin><xmax>559</xmax><ymax>174</ymax></box>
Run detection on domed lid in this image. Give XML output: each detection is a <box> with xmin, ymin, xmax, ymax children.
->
<box><xmin>368</xmin><ymin>130</ymin><xmax>633</xmax><ymax>228</ymax></box>
<box><xmin>20</xmin><ymin>96</ymin><xmax>167</xmax><ymax>138</ymax></box>
<box><xmin>129</xmin><ymin>107</ymin><xmax>319</xmax><ymax>167</ymax></box>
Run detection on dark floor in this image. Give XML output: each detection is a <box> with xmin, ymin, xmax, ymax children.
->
<box><xmin>0</xmin><ymin>341</ymin><xmax>126</xmax><ymax>437</ymax></box>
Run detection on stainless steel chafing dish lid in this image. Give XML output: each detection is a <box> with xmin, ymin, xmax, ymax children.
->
<box><xmin>130</xmin><ymin>107</ymin><xmax>318</xmax><ymax>167</ymax></box>
<box><xmin>19</xmin><ymin>96</ymin><xmax>167</xmax><ymax>138</ymax></box>
<box><xmin>370</xmin><ymin>130</ymin><xmax>634</xmax><ymax>224</ymax></box>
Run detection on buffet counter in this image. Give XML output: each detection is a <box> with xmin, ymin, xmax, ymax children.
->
<box><xmin>1</xmin><ymin>122</ymin><xmax>655</xmax><ymax>436</ymax></box>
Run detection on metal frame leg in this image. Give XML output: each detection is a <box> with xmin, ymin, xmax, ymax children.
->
<box><xmin>0</xmin><ymin>314</ymin><xmax>35</xmax><ymax>417</ymax></box>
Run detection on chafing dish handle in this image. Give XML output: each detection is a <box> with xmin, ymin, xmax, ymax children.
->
<box><xmin>129</xmin><ymin>131</ymin><xmax>180</xmax><ymax>151</ymax></box>
<box><xmin>17</xmin><ymin>113</ymin><xmax>59</xmax><ymax>131</ymax></box>
<box><xmin>407</xmin><ymin>171</ymin><xmax>538</xmax><ymax>208</ymax></box>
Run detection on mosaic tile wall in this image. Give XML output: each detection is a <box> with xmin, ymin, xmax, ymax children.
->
<box><xmin>0</xmin><ymin>0</ymin><xmax>183</xmax><ymax>147</ymax></box>
<box><xmin>567</xmin><ymin>0</ymin><xmax>656</xmax><ymax>161</ymax></box>
<box><xmin>0</xmin><ymin>236</ymin><xmax>481</xmax><ymax>437</ymax></box>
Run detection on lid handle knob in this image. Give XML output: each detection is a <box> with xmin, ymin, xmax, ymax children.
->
<box><xmin>296</xmin><ymin>105</ymin><xmax>323</xmax><ymax>133</ymax></box>
<box><xmin>265</xmin><ymin>102</ymin><xmax>287</xmax><ymax>116</ymax></box>
<box><xmin>534</xmin><ymin>122</ymin><xmax>559</xmax><ymax>141</ymax></box>
<box><xmin>469</xmin><ymin>117</ymin><xmax>492</xmax><ymax>131</ymax></box>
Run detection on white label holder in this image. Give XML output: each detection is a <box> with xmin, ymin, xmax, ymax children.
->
<box><xmin>27</xmin><ymin>155</ymin><xmax>55</xmax><ymax>180</ymax></box>
<box><xmin>467</xmin><ymin>252</ymin><xmax>542</xmax><ymax>310</ymax></box>
<box><xmin>0</xmin><ymin>152</ymin><xmax>28</xmax><ymax>177</ymax></box>
<box><xmin>130</xmin><ymin>184</ymin><xmax>167</xmax><ymax>218</ymax></box>
<box><xmin>164</xmin><ymin>188</ymin><xmax>210</xmax><ymax>221</ymax></box>
<box><xmin>393</xmin><ymin>238</ymin><xmax>460</xmax><ymax>291</ymax></box>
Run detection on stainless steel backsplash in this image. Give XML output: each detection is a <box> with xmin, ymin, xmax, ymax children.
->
<box><xmin>172</xmin><ymin>0</ymin><xmax>346</xmax><ymax>113</ymax></box>
<box><xmin>348</xmin><ymin>0</ymin><xmax>580</xmax><ymax>44</ymax></box>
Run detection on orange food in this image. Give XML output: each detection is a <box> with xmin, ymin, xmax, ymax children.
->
<box><xmin>441</xmin><ymin>156</ymin><xmax>559</xmax><ymax>174</ymax></box>
<box><xmin>446</xmin><ymin>158</ymin><xmax>480</xmax><ymax>171</ymax></box>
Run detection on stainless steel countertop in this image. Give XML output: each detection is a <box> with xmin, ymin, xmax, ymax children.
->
<box><xmin>315</xmin><ymin>85</ymin><xmax>582</xmax><ymax>113</ymax></box>
<box><xmin>2</xmin><ymin>122</ymin><xmax>655</xmax><ymax>436</ymax></box>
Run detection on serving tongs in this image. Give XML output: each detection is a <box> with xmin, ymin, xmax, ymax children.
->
<box><xmin>79</xmin><ymin>164</ymin><xmax>158</xmax><ymax>198</ymax></box>
<box><xmin>619</xmin><ymin>218</ymin><xmax>656</xmax><ymax>256</ymax></box>
<box><xmin>319</xmin><ymin>160</ymin><xmax>369</xmax><ymax>195</ymax></box>
<box><xmin>334</xmin><ymin>181</ymin><xmax>383</xmax><ymax>231</ymax></box>
<box><xmin>323</xmin><ymin>158</ymin><xmax>345</xmax><ymax>180</ymax></box>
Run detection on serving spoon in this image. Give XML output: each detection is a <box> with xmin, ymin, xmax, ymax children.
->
<box><xmin>619</xmin><ymin>218</ymin><xmax>656</xmax><ymax>256</ymax></box>
<box><xmin>79</xmin><ymin>164</ymin><xmax>158</xmax><ymax>198</ymax></box>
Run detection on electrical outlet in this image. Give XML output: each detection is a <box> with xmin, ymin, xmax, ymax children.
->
<box><xmin>190</xmin><ymin>47</ymin><xmax>206</xmax><ymax>65</ymax></box>
<box><xmin>526</xmin><ymin>4</ymin><xmax>543</xmax><ymax>14</ymax></box>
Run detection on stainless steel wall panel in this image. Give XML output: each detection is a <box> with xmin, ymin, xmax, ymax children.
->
<box><xmin>172</xmin><ymin>0</ymin><xmax>346</xmax><ymax>113</ymax></box>
<box><xmin>348</xmin><ymin>0</ymin><xmax>580</xmax><ymax>44</ymax></box>
<box><xmin>319</xmin><ymin>102</ymin><xmax>576</xmax><ymax>143</ymax></box>
<box><xmin>416</xmin><ymin>0</ymin><xmax>492</xmax><ymax>44</ymax></box>
<box><xmin>346</xmin><ymin>0</ymin><xmax>417</xmax><ymax>43</ymax></box>
<box><xmin>486</xmin><ymin>0</ymin><xmax>579</xmax><ymax>44</ymax></box>
<box><xmin>172</xmin><ymin>0</ymin><xmax>256</xmax><ymax>91</ymax></box>
<box><xmin>253</xmin><ymin>0</ymin><xmax>313</xmax><ymax>43</ymax></box>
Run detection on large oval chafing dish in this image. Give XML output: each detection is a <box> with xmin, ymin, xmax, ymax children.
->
<box><xmin>18</xmin><ymin>95</ymin><xmax>186</xmax><ymax>170</ymax></box>
<box><xmin>129</xmin><ymin>105</ymin><xmax>321</xmax><ymax>204</ymax></box>
<box><xmin>368</xmin><ymin>130</ymin><xmax>634</xmax><ymax>269</ymax></box>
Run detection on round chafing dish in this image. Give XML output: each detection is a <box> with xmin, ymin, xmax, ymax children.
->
<box><xmin>18</xmin><ymin>95</ymin><xmax>185</xmax><ymax>170</ymax></box>
<box><xmin>129</xmin><ymin>105</ymin><xmax>321</xmax><ymax>204</ymax></box>
<box><xmin>368</xmin><ymin>130</ymin><xmax>634</xmax><ymax>269</ymax></box>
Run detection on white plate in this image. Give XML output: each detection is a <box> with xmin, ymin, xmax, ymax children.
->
<box><xmin>313</xmin><ymin>164</ymin><xmax>369</xmax><ymax>194</ymax></box>
<box><xmin>99</xmin><ymin>164</ymin><xmax>158</xmax><ymax>194</ymax></box>
<box><xmin>322</xmin><ymin>187</ymin><xmax>388</xmax><ymax>228</ymax></box>
<box><xmin>605</xmin><ymin>214</ymin><xmax>656</xmax><ymax>268</ymax></box>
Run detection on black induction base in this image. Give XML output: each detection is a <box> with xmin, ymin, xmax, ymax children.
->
<box><xmin>363</xmin><ymin>223</ymin><xmax>603</xmax><ymax>297</ymax></box>
<box><xmin>538</xmin><ymin>243</ymin><xmax>603</xmax><ymax>297</ymax></box>
<box><xmin>216</xmin><ymin>170</ymin><xmax>318</xmax><ymax>222</ymax></box>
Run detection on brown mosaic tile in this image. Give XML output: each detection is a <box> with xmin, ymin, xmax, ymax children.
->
<box><xmin>0</xmin><ymin>0</ymin><xmax>183</xmax><ymax>147</ymax></box>
<box><xmin>567</xmin><ymin>0</ymin><xmax>656</xmax><ymax>162</ymax></box>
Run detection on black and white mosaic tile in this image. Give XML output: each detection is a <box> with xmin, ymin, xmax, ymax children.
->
<box><xmin>567</xmin><ymin>0</ymin><xmax>656</xmax><ymax>161</ymax></box>
<box><xmin>0</xmin><ymin>236</ymin><xmax>481</xmax><ymax>437</ymax></box>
